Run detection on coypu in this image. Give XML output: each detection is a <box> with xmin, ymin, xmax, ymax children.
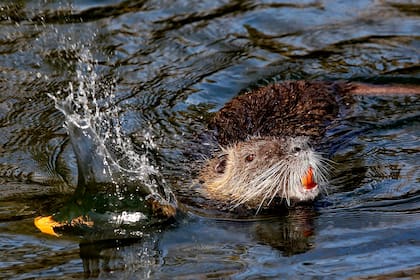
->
<box><xmin>35</xmin><ymin>80</ymin><xmax>420</xmax><ymax>235</ymax></box>
<box><xmin>196</xmin><ymin>81</ymin><xmax>420</xmax><ymax>213</ymax></box>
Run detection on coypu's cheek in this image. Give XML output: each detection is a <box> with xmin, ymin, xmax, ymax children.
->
<box><xmin>301</xmin><ymin>167</ymin><xmax>317</xmax><ymax>190</ymax></box>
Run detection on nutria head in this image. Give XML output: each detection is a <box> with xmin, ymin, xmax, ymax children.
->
<box><xmin>199</xmin><ymin>136</ymin><xmax>329</xmax><ymax>211</ymax></box>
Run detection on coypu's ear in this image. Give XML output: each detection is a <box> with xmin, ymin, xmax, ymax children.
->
<box><xmin>215</xmin><ymin>154</ymin><xmax>227</xmax><ymax>174</ymax></box>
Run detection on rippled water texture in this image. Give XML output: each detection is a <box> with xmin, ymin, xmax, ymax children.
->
<box><xmin>1</xmin><ymin>0</ymin><xmax>419</xmax><ymax>279</ymax></box>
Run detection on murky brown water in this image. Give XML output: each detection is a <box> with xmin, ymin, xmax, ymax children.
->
<box><xmin>1</xmin><ymin>0</ymin><xmax>419</xmax><ymax>279</ymax></box>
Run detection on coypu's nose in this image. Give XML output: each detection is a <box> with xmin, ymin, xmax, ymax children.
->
<box><xmin>301</xmin><ymin>167</ymin><xmax>317</xmax><ymax>190</ymax></box>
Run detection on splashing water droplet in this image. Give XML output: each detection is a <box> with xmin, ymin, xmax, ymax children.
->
<box><xmin>48</xmin><ymin>47</ymin><xmax>177</xmax><ymax>214</ymax></box>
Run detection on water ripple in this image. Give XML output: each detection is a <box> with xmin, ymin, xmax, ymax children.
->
<box><xmin>1</xmin><ymin>0</ymin><xmax>420</xmax><ymax>278</ymax></box>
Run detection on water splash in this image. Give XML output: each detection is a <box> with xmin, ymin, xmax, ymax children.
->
<box><xmin>48</xmin><ymin>46</ymin><xmax>176</xmax><ymax>215</ymax></box>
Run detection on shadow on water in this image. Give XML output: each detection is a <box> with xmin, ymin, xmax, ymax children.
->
<box><xmin>0</xmin><ymin>0</ymin><xmax>420</xmax><ymax>279</ymax></box>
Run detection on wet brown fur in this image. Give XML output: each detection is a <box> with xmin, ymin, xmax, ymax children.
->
<box><xmin>198</xmin><ymin>80</ymin><xmax>420</xmax><ymax>211</ymax></box>
<box><xmin>210</xmin><ymin>81</ymin><xmax>354</xmax><ymax>146</ymax></box>
<box><xmin>211</xmin><ymin>81</ymin><xmax>420</xmax><ymax>145</ymax></box>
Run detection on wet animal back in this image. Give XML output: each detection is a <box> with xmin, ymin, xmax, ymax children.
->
<box><xmin>211</xmin><ymin>81</ymin><xmax>346</xmax><ymax>145</ymax></box>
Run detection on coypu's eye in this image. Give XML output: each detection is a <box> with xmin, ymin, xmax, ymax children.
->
<box><xmin>293</xmin><ymin>146</ymin><xmax>301</xmax><ymax>153</ymax></box>
<box><xmin>245</xmin><ymin>154</ymin><xmax>255</xmax><ymax>162</ymax></box>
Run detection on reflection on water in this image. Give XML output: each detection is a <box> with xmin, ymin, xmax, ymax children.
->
<box><xmin>0</xmin><ymin>0</ymin><xmax>420</xmax><ymax>279</ymax></box>
<box><xmin>76</xmin><ymin>208</ymin><xmax>316</xmax><ymax>279</ymax></box>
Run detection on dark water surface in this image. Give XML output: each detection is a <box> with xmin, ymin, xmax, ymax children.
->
<box><xmin>1</xmin><ymin>0</ymin><xmax>420</xmax><ymax>279</ymax></box>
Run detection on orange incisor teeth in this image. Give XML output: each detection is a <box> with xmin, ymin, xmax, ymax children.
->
<box><xmin>301</xmin><ymin>167</ymin><xmax>317</xmax><ymax>190</ymax></box>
